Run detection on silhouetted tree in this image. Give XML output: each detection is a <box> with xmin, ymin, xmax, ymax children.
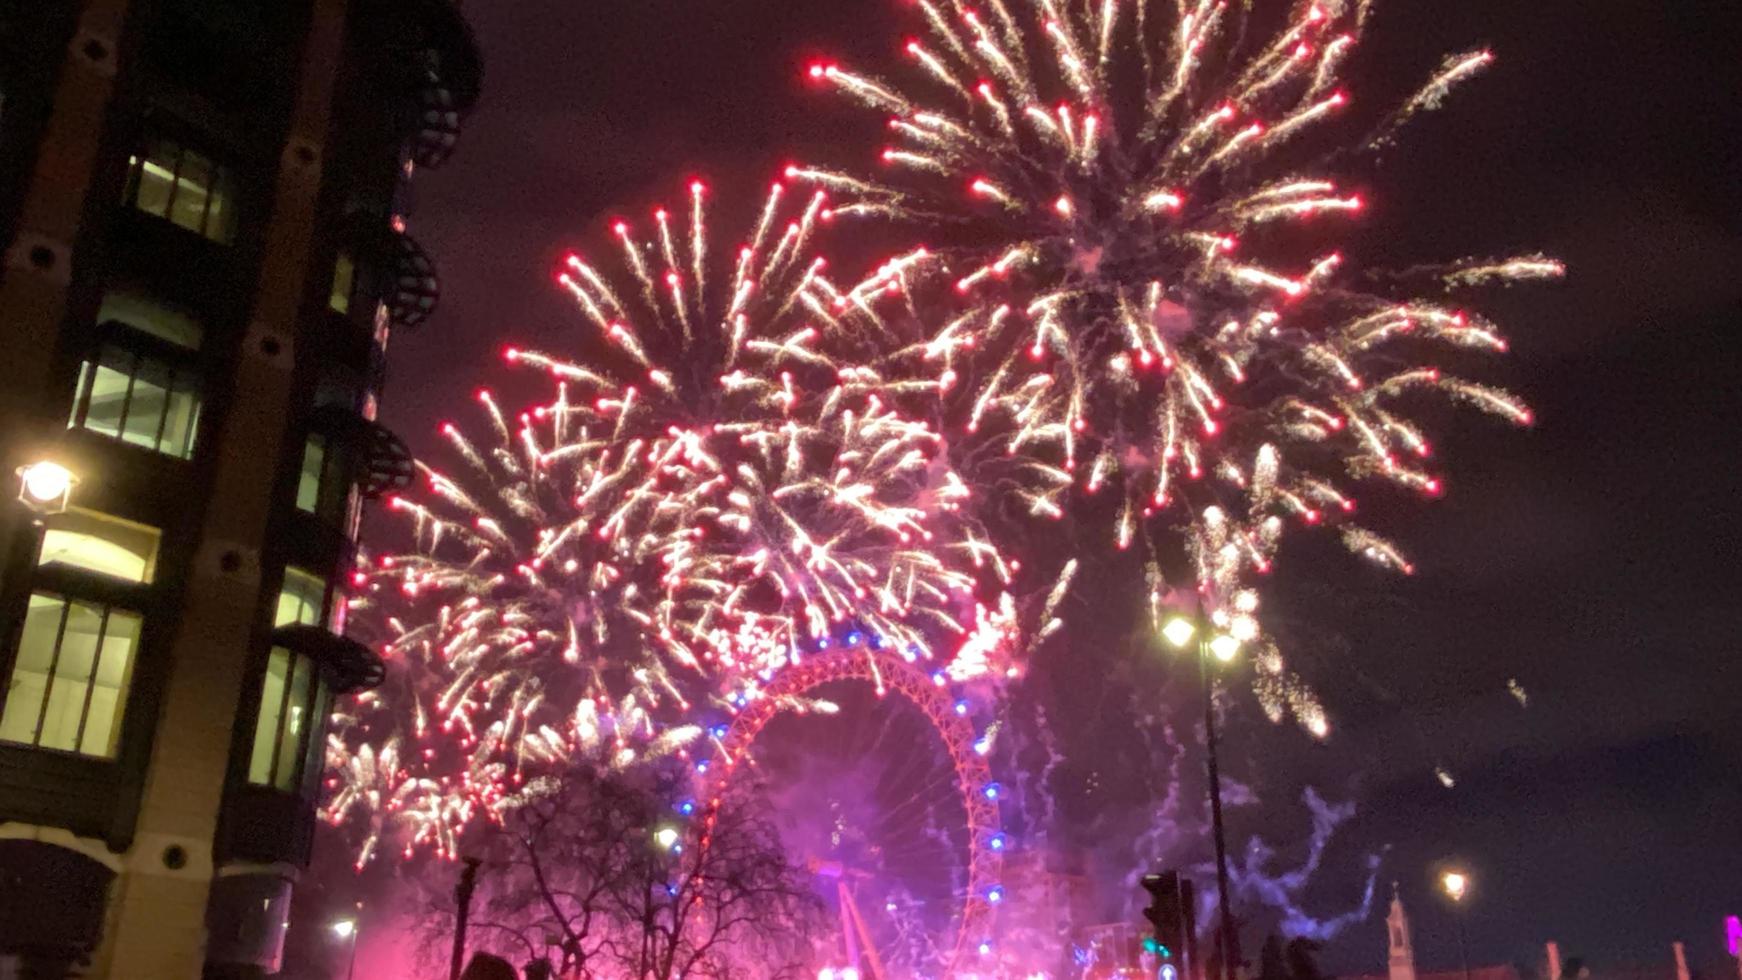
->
<box><xmin>460</xmin><ymin>952</ymin><xmax>517</xmax><ymax>980</ymax></box>
<box><xmin>1258</xmin><ymin>935</ymin><xmax>1290</xmax><ymax>980</ymax></box>
<box><xmin>1285</xmin><ymin>938</ymin><xmax>1327</xmax><ymax>980</ymax></box>
<box><xmin>446</xmin><ymin>766</ymin><xmax>822</xmax><ymax>979</ymax></box>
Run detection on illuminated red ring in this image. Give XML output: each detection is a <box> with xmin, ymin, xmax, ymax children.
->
<box><xmin>709</xmin><ymin>646</ymin><xmax>1003</xmax><ymax>971</ymax></box>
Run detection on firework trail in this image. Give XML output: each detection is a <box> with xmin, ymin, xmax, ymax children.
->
<box><xmin>1232</xmin><ymin>788</ymin><xmax>1383</xmax><ymax>941</ymax></box>
<box><xmin>329</xmin><ymin>181</ymin><xmax>1025</xmax><ymax>860</ymax></box>
<box><xmin>793</xmin><ymin>0</ymin><xmax>1560</xmax><ymax>732</ymax></box>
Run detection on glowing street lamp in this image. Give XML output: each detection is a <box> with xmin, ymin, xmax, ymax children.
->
<box><xmin>1158</xmin><ymin>601</ymin><xmax>1239</xmax><ymax>980</ymax></box>
<box><xmin>16</xmin><ymin>460</ymin><xmax>75</xmax><ymax>515</ymax></box>
<box><xmin>1440</xmin><ymin>868</ymin><xmax>1474</xmax><ymax>980</ymax></box>
<box><xmin>332</xmin><ymin>918</ymin><xmax>360</xmax><ymax>980</ymax></box>
<box><xmin>1162</xmin><ymin>615</ymin><xmax>1197</xmax><ymax>649</ymax></box>
<box><xmin>654</xmin><ymin>826</ymin><xmax>680</xmax><ymax>850</ymax></box>
<box><xmin>1208</xmin><ymin>633</ymin><xmax>1241</xmax><ymax>663</ymax></box>
<box><xmin>1441</xmin><ymin>870</ymin><xmax>1469</xmax><ymax>903</ymax></box>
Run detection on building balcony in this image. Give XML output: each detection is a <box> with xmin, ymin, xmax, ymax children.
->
<box><xmin>343</xmin><ymin>216</ymin><xmax>441</xmax><ymax>330</ymax></box>
<box><xmin>350</xmin><ymin>0</ymin><xmax>483</xmax><ymax>169</ymax></box>
<box><xmin>308</xmin><ymin>403</ymin><xmax>414</xmax><ymax>500</ymax></box>
<box><xmin>218</xmin><ymin>624</ymin><xmax>381</xmax><ymax>868</ymax></box>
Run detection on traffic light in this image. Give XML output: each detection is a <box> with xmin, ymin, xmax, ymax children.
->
<box><xmin>1141</xmin><ymin>870</ymin><xmax>1196</xmax><ymax>980</ymax></box>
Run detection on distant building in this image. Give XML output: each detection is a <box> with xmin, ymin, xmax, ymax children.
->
<box><xmin>0</xmin><ymin>1</ymin><xmax>479</xmax><ymax>977</ymax></box>
<box><xmin>1343</xmin><ymin>890</ymin><xmax>1521</xmax><ymax>980</ymax></box>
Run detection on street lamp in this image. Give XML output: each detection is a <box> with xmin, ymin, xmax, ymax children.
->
<box><xmin>1441</xmin><ymin>871</ymin><xmax>1468</xmax><ymax>903</ymax></box>
<box><xmin>1440</xmin><ymin>869</ymin><xmax>1473</xmax><ymax>980</ymax></box>
<box><xmin>654</xmin><ymin>825</ymin><xmax>680</xmax><ymax>850</ymax></box>
<box><xmin>332</xmin><ymin>917</ymin><xmax>360</xmax><ymax>980</ymax></box>
<box><xmin>16</xmin><ymin>459</ymin><xmax>76</xmax><ymax>515</ymax></box>
<box><xmin>1161</xmin><ymin>616</ymin><xmax>1197</xmax><ymax>650</ymax></box>
<box><xmin>1208</xmin><ymin>633</ymin><xmax>1240</xmax><ymax>663</ymax></box>
<box><xmin>1162</xmin><ymin>606</ymin><xmax>1239</xmax><ymax>980</ymax></box>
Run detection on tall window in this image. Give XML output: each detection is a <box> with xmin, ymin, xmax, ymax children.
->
<box><xmin>122</xmin><ymin>135</ymin><xmax>236</xmax><ymax>244</ymax></box>
<box><xmin>295</xmin><ymin>434</ymin><xmax>327</xmax><ymax>514</ymax></box>
<box><xmin>295</xmin><ymin>430</ymin><xmax>356</xmax><ymax>527</ymax></box>
<box><xmin>68</xmin><ymin>291</ymin><xmax>203</xmax><ymax>459</ymax></box>
<box><xmin>0</xmin><ymin>511</ymin><xmax>160</xmax><ymax>759</ymax></box>
<box><xmin>246</xmin><ymin>646</ymin><xmax>328</xmax><ymax>792</ymax></box>
<box><xmin>328</xmin><ymin>250</ymin><xmax>356</xmax><ymax>314</ymax></box>
<box><xmin>0</xmin><ymin>596</ymin><xmax>143</xmax><ymax>757</ymax></box>
<box><xmin>249</xmin><ymin>567</ymin><xmax>332</xmax><ymax>791</ymax></box>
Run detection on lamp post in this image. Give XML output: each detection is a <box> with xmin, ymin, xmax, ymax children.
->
<box><xmin>450</xmin><ymin>856</ymin><xmax>483</xmax><ymax>980</ymax></box>
<box><xmin>1441</xmin><ymin>869</ymin><xmax>1473</xmax><ymax>980</ymax></box>
<box><xmin>332</xmin><ymin>917</ymin><xmax>360</xmax><ymax>980</ymax></box>
<box><xmin>1163</xmin><ymin>602</ymin><xmax>1238</xmax><ymax>980</ymax></box>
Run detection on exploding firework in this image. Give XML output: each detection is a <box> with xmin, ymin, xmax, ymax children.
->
<box><xmin>791</xmin><ymin>0</ymin><xmax>1560</xmax><ymax>730</ymax></box>
<box><xmin>329</xmin><ymin>181</ymin><xmax>1024</xmax><ymax>860</ymax></box>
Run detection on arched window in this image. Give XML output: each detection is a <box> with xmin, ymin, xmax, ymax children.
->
<box><xmin>0</xmin><ymin>510</ymin><xmax>159</xmax><ymax>758</ymax></box>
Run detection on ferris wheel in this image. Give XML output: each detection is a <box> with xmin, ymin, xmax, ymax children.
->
<box><xmin>705</xmin><ymin>636</ymin><xmax>1008</xmax><ymax>977</ymax></box>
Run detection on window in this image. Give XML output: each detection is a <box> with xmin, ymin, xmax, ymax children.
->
<box><xmin>0</xmin><ymin>510</ymin><xmax>160</xmax><ymax>758</ymax></box>
<box><xmin>246</xmin><ymin>646</ymin><xmax>328</xmax><ymax>791</ymax></box>
<box><xmin>275</xmin><ymin>567</ymin><xmax>328</xmax><ymax>628</ymax></box>
<box><xmin>328</xmin><ymin>250</ymin><xmax>356</xmax><ymax>314</ymax></box>
<box><xmin>0</xmin><ymin>594</ymin><xmax>142</xmax><ymax>757</ymax></box>
<box><xmin>251</xmin><ymin>565</ymin><xmax>333</xmax><ymax>792</ymax></box>
<box><xmin>68</xmin><ymin>292</ymin><xmax>203</xmax><ymax>459</ymax></box>
<box><xmin>122</xmin><ymin>136</ymin><xmax>236</xmax><ymax>244</ymax></box>
<box><xmin>295</xmin><ymin>430</ymin><xmax>356</xmax><ymax>526</ymax></box>
<box><xmin>69</xmin><ymin>344</ymin><xmax>201</xmax><ymax>458</ymax></box>
<box><xmin>38</xmin><ymin>510</ymin><xmax>161</xmax><ymax>584</ymax></box>
<box><xmin>295</xmin><ymin>435</ymin><xmax>326</xmax><ymax>513</ymax></box>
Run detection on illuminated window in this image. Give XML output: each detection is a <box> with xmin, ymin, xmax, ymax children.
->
<box><xmin>251</xmin><ymin>565</ymin><xmax>334</xmax><ymax>792</ymax></box>
<box><xmin>37</xmin><ymin>510</ymin><xmax>161</xmax><ymax>584</ymax></box>
<box><xmin>246</xmin><ymin>646</ymin><xmax>328</xmax><ymax>791</ymax></box>
<box><xmin>122</xmin><ymin>136</ymin><xmax>236</xmax><ymax>244</ymax></box>
<box><xmin>69</xmin><ymin>293</ymin><xmax>204</xmax><ymax>459</ymax></box>
<box><xmin>295</xmin><ymin>429</ymin><xmax>356</xmax><ymax>526</ymax></box>
<box><xmin>69</xmin><ymin>344</ymin><xmax>201</xmax><ymax>458</ymax></box>
<box><xmin>275</xmin><ymin>567</ymin><xmax>328</xmax><ymax>628</ymax></box>
<box><xmin>295</xmin><ymin>435</ymin><xmax>327</xmax><ymax>513</ymax></box>
<box><xmin>1</xmin><ymin>510</ymin><xmax>158</xmax><ymax>758</ymax></box>
<box><xmin>0</xmin><ymin>594</ymin><xmax>142</xmax><ymax>758</ymax></box>
<box><xmin>328</xmin><ymin>250</ymin><xmax>356</xmax><ymax>314</ymax></box>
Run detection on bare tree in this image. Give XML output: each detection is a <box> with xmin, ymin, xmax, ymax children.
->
<box><xmin>464</xmin><ymin>768</ymin><xmax>650</xmax><ymax>975</ymax></box>
<box><xmin>456</xmin><ymin>766</ymin><xmax>822</xmax><ymax>979</ymax></box>
<box><xmin>605</xmin><ymin>784</ymin><xmax>821</xmax><ymax>980</ymax></box>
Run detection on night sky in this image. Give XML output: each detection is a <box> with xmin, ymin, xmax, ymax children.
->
<box><xmin>381</xmin><ymin>0</ymin><xmax>1742</xmax><ymax>974</ymax></box>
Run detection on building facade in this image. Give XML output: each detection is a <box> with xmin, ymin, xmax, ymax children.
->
<box><xmin>0</xmin><ymin>0</ymin><xmax>480</xmax><ymax>975</ymax></box>
<box><xmin>1390</xmin><ymin>888</ymin><xmax>1420</xmax><ymax>980</ymax></box>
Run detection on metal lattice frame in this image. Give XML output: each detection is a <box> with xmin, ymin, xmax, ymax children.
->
<box><xmin>711</xmin><ymin>647</ymin><xmax>1003</xmax><ymax>973</ymax></box>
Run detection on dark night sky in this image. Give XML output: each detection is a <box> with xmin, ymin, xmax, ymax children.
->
<box><xmin>382</xmin><ymin>0</ymin><xmax>1742</xmax><ymax>974</ymax></box>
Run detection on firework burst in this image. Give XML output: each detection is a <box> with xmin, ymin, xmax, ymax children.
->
<box><xmin>792</xmin><ymin>0</ymin><xmax>1560</xmax><ymax>730</ymax></box>
<box><xmin>330</xmin><ymin>181</ymin><xmax>1025</xmax><ymax>858</ymax></box>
